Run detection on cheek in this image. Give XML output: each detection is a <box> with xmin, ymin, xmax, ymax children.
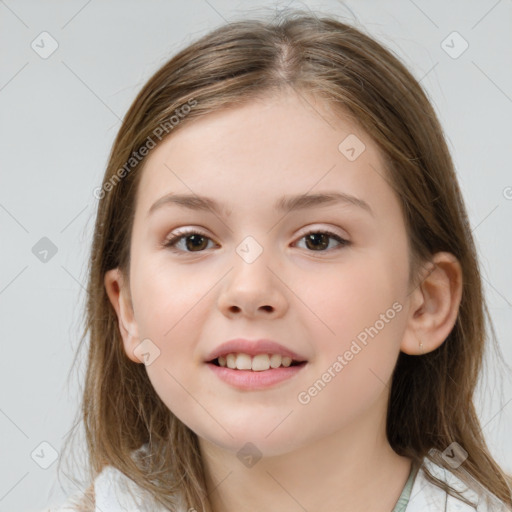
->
<box><xmin>310</xmin><ymin>254</ymin><xmax>403</xmax><ymax>344</ymax></box>
<box><xmin>144</xmin><ymin>356</ymin><xmax>219</xmax><ymax>441</ymax></box>
<box><xmin>305</xmin><ymin>253</ymin><xmax>406</xmax><ymax>404</ymax></box>
<box><xmin>132</xmin><ymin>260</ymin><xmax>209</xmax><ymax>340</ymax></box>
<box><xmin>129</xmin><ymin>260</ymin><xmax>213</xmax><ymax>388</ymax></box>
<box><xmin>294</xmin><ymin>265</ymin><xmax>404</xmax><ymax>437</ymax></box>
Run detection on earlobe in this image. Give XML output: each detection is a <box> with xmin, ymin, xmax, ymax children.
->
<box><xmin>400</xmin><ymin>252</ymin><xmax>463</xmax><ymax>356</ymax></box>
<box><xmin>104</xmin><ymin>268</ymin><xmax>142</xmax><ymax>363</ymax></box>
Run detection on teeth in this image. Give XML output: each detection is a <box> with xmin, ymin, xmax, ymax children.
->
<box><xmin>251</xmin><ymin>354</ymin><xmax>270</xmax><ymax>371</ymax></box>
<box><xmin>235</xmin><ymin>353</ymin><xmax>252</xmax><ymax>370</ymax></box>
<box><xmin>226</xmin><ymin>354</ymin><xmax>236</xmax><ymax>369</ymax></box>
<box><xmin>217</xmin><ymin>353</ymin><xmax>299</xmax><ymax>371</ymax></box>
<box><xmin>269</xmin><ymin>354</ymin><xmax>282</xmax><ymax>368</ymax></box>
<box><xmin>282</xmin><ymin>356</ymin><xmax>292</xmax><ymax>367</ymax></box>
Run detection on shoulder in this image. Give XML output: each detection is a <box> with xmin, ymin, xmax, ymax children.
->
<box><xmin>93</xmin><ymin>464</ymin><xmax>165</xmax><ymax>511</ymax></box>
<box><xmin>406</xmin><ymin>455</ymin><xmax>511</xmax><ymax>512</ymax></box>
<box><xmin>41</xmin><ymin>464</ymin><xmax>174</xmax><ymax>512</ymax></box>
<box><xmin>40</xmin><ymin>505</ymin><xmax>79</xmax><ymax>512</ymax></box>
<box><xmin>39</xmin><ymin>496</ymin><xmax>89</xmax><ymax>512</ymax></box>
<box><xmin>40</xmin><ymin>483</ymin><xmax>94</xmax><ymax>512</ymax></box>
<box><xmin>94</xmin><ymin>458</ymin><xmax>188</xmax><ymax>512</ymax></box>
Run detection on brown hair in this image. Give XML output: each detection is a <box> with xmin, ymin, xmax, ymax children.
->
<box><xmin>59</xmin><ymin>7</ymin><xmax>512</xmax><ymax>511</ymax></box>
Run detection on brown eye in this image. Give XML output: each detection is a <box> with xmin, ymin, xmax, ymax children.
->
<box><xmin>163</xmin><ymin>229</ymin><xmax>349</xmax><ymax>254</ymax></box>
<box><xmin>296</xmin><ymin>230</ymin><xmax>349</xmax><ymax>252</ymax></box>
<box><xmin>164</xmin><ymin>231</ymin><xmax>214</xmax><ymax>253</ymax></box>
<box><xmin>183</xmin><ymin>234</ymin><xmax>209</xmax><ymax>251</ymax></box>
<box><xmin>304</xmin><ymin>232</ymin><xmax>329</xmax><ymax>250</ymax></box>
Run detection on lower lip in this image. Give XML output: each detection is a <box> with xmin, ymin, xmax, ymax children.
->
<box><xmin>206</xmin><ymin>362</ymin><xmax>307</xmax><ymax>390</ymax></box>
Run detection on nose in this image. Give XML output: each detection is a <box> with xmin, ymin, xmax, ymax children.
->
<box><xmin>216</xmin><ymin>250</ymin><xmax>289</xmax><ymax>319</ymax></box>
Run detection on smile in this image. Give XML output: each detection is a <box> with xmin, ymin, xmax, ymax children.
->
<box><xmin>207</xmin><ymin>355</ymin><xmax>307</xmax><ymax>390</ymax></box>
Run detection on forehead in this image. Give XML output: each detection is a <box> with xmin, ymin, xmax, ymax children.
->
<box><xmin>135</xmin><ymin>91</ymin><xmax>393</xmax><ymax>218</ymax></box>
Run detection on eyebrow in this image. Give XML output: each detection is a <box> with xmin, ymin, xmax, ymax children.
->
<box><xmin>147</xmin><ymin>191</ymin><xmax>374</xmax><ymax>218</ymax></box>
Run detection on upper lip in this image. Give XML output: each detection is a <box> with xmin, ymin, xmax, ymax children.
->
<box><xmin>205</xmin><ymin>338</ymin><xmax>307</xmax><ymax>363</ymax></box>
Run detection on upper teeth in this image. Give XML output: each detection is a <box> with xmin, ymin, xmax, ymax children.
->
<box><xmin>218</xmin><ymin>353</ymin><xmax>294</xmax><ymax>371</ymax></box>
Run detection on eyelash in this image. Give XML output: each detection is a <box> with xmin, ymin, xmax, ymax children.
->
<box><xmin>162</xmin><ymin>228</ymin><xmax>350</xmax><ymax>254</ymax></box>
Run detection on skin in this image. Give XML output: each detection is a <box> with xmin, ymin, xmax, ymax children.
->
<box><xmin>105</xmin><ymin>90</ymin><xmax>463</xmax><ymax>512</ymax></box>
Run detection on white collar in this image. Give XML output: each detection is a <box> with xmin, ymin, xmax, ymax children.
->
<box><xmin>94</xmin><ymin>465</ymin><xmax>172</xmax><ymax>512</ymax></box>
<box><xmin>405</xmin><ymin>456</ymin><xmax>510</xmax><ymax>511</ymax></box>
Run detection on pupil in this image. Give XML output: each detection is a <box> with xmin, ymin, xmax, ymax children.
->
<box><xmin>306</xmin><ymin>233</ymin><xmax>328</xmax><ymax>250</ymax></box>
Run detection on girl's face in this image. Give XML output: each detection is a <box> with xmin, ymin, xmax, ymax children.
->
<box><xmin>110</xmin><ymin>91</ymin><xmax>416</xmax><ymax>456</ymax></box>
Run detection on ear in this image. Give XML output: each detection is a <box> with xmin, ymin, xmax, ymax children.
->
<box><xmin>400</xmin><ymin>252</ymin><xmax>463</xmax><ymax>355</ymax></box>
<box><xmin>104</xmin><ymin>268</ymin><xmax>142</xmax><ymax>363</ymax></box>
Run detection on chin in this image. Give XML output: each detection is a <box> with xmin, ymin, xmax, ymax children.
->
<box><xmin>194</xmin><ymin>422</ymin><xmax>306</xmax><ymax>459</ymax></box>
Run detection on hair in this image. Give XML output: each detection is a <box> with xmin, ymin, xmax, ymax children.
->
<box><xmin>58</xmin><ymin>7</ymin><xmax>512</xmax><ymax>512</ymax></box>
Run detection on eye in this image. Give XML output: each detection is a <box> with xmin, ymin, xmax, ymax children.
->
<box><xmin>162</xmin><ymin>228</ymin><xmax>350</xmax><ymax>254</ymax></box>
<box><xmin>294</xmin><ymin>229</ymin><xmax>350</xmax><ymax>252</ymax></box>
<box><xmin>163</xmin><ymin>229</ymin><xmax>216</xmax><ymax>253</ymax></box>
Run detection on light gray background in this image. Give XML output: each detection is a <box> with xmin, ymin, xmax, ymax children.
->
<box><xmin>1</xmin><ymin>1</ymin><xmax>511</xmax><ymax>510</ymax></box>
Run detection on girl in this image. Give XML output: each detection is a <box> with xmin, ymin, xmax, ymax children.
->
<box><xmin>47</xmin><ymin>8</ymin><xmax>512</xmax><ymax>512</ymax></box>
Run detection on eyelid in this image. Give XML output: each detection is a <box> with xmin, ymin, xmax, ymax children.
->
<box><xmin>167</xmin><ymin>226</ymin><xmax>211</xmax><ymax>239</ymax></box>
<box><xmin>296</xmin><ymin>224</ymin><xmax>348</xmax><ymax>240</ymax></box>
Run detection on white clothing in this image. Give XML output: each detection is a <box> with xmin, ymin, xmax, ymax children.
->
<box><xmin>43</xmin><ymin>453</ymin><xmax>511</xmax><ymax>511</ymax></box>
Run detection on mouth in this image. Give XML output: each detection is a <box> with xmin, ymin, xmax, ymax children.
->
<box><xmin>206</xmin><ymin>352</ymin><xmax>308</xmax><ymax>390</ymax></box>
<box><xmin>207</xmin><ymin>353</ymin><xmax>307</xmax><ymax>371</ymax></box>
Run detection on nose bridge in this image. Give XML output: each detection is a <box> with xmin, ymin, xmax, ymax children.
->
<box><xmin>235</xmin><ymin>234</ymin><xmax>267</xmax><ymax>266</ymax></box>
<box><xmin>231</xmin><ymin>233</ymin><xmax>275</xmax><ymax>294</ymax></box>
<box><xmin>217</xmin><ymin>234</ymin><xmax>287</xmax><ymax>317</ymax></box>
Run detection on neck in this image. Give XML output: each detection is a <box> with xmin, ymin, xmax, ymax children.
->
<box><xmin>199</xmin><ymin>420</ymin><xmax>413</xmax><ymax>512</ymax></box>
